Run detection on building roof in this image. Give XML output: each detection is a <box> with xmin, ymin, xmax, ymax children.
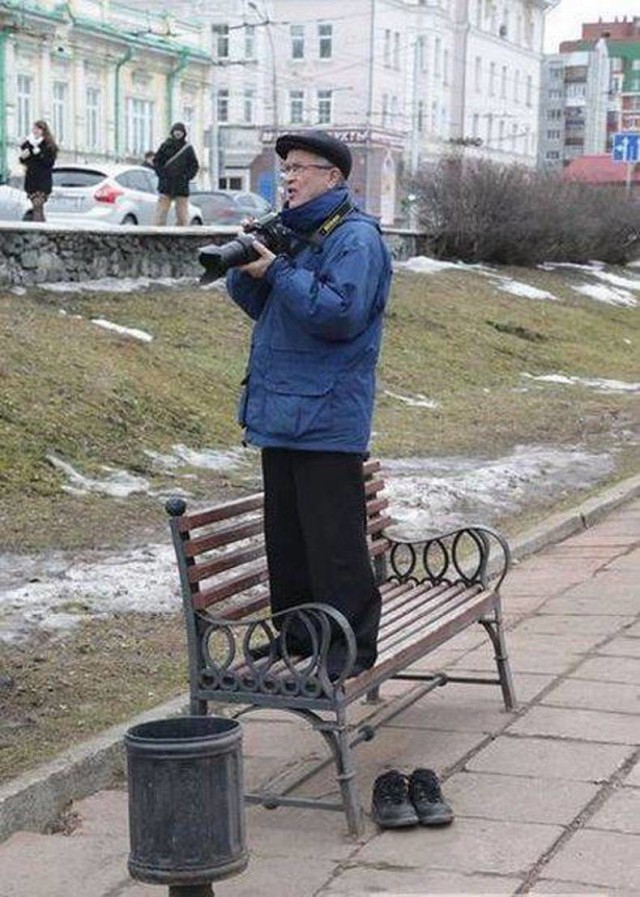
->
<box><xmin>562</xmin><ymin>155</ymin><xmax>640</xmax><ymax>184</ymax></box>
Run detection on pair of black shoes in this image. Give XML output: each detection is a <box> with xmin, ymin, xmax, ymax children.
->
<box><xmin>371</xmin><ymin>768</ymin><xmax>454</xmax><ymax>829</ymax></box>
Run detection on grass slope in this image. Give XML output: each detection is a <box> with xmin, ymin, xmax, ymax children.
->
<box><xmin>0</xmin><ymin>263</ymin><xmax>638</xmax><ymax>782</ymax></box>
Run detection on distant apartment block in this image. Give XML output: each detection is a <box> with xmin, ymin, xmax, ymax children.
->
<box><xmin>539</xmin><ymin>16</ymin><xmax>640</xmax><ymax>171</ymax></box>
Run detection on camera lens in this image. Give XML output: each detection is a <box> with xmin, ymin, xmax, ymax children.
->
<box><xmin>198</xmin><ymin>235</ymin><xmax>258</xmax><ymax>283</ymax></box>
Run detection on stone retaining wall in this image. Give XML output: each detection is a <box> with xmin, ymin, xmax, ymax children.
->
<box><xmin>0</xmin><ymin>224</ymin><xmax>425</xmax><ymax>287</ymax></box>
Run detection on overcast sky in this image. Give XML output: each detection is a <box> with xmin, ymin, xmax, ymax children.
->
<box><xmin>544</xmin><ymin>1</ymin><xmax>639</xmax><ymax>52</ymax></box>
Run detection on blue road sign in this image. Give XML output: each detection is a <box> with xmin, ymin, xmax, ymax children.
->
<box><xmin>612</xmin><ymin>132</ymin><xmax>640</xmax><ymax>163</ymax></box>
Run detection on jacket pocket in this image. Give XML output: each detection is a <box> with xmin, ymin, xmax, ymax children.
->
<box><xmin>263</xmin><ymin>352</ymin><xmax>334</xmax><ymax>439</ymax></box>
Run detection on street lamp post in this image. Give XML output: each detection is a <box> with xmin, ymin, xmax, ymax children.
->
<box><xmin>248</xmin><ymin>1</ymin><xmax>280</xmax><ymax>205</ymax></box>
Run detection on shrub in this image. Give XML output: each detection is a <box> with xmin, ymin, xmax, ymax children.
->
<box><xmin>412</xmin><ymin>156</ymin><xmax>640</xmax><ymax>266</ymax></box>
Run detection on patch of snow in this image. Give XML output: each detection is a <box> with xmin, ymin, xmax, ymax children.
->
<box><xmin>521</xmin><ymin>373</ymin><xmax>640</xmax><ymax>393</ymax></box>
<box><xmin>47</xmin><ymin>454</ymin><xmax>150</xmax><ymax>498</ymax></box>
<box><xmin>10</xmin><ymin>286</ymin><xmax>26</xmax><ymax>296</ymax></box>
<box><xmin>1</xmin><ymin>444</ymin><xmax>616</xmax><ymax>643</ymax></box>
<box><xmin>396</xmin><ymin>256</ymin><xmax>492</xmax><ymax>275</ymax></box>
<box><xmin>539</xmin><ymin>261</ymin><xmax>605</xmax><ymax>273</ymax></box>
<box><xmin>572</xmin><ymin>283</ymin><xmax>637</xmax><ymax>307</ymax></box>
<box><xmin>0</xmin><ymin>544</ymin><xmax>180</xmax><ymax>642</ymax></box>
<box><xmin>383</xmin><ymin>445</ymin><xmax>614</xmax><ymax>538</ymax></box>
<box><xmin>496</xmin><ymin>279</ymin><xmax>559</xmax><ymax>301</ymax></box>
<box><xmin>383</xmin><ymin>389</ymin><xmax>439</xmax><ymax>409</ymax></box>
<box><xmin>145</xmin><ymin>444</ymin><xmax>253</xmax><ymax>472</ymax></box>
<box><xmin>40</xmin><ymin>276</ymin><xmax>195</xmax><ymax>293</ymax></box>
<box><xmin>91</xmin><ymin>318</ymin><xmax>153</xmax><ymax>342</ymax></box>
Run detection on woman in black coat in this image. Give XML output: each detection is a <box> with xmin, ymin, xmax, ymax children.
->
<box><xmin>152</xmin><ymin>122</ymin><xmax>199</xmax><ymax>226</ymax></box>
<box><xmin>19</xmin><ymin>120</ymin><xmax>58</xmax><ymax>222</ymax></box>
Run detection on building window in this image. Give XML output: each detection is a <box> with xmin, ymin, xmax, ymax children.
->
<box><xmin>501</xmin><ymin>65</ymin><xmax>507</xmax><ymax>98</ymax></box>
<box><xmin>472</xmin><ymin>112</ymin><xmax>480</xmax><ymax>137</ymax></box>
<box><xmin>489</xmin><ymin>61</ymin><xmax>496</xmax><ymax>95</ymax></box>
<box><xmin>443</xmin><ymin>48</ymin><xmax>449</xmax><ymax>84</ymax></box>
<box><xmin>317</xmin><ymin>89</ymin><xmax>332</xmax><ymax>124</ymax></box>
<box><xmin>318</xmin><ymin>23</ymin><xmax>332</xmax><ymax>59</ymax></box>
<box><xmin>289</xmin><ymin>89</ymin><xmax>304</xmax><ymax>123</ymax></box>
<box><xmin>546</xmin><ymin>129</ymin><xmax>561</xmax><ymax>139</ymax></box>
<box><xmin>291</xmin><ymin>25</ymin><xmax>305</xmax><ymax>59</ymax></box>
<box><xmin>212</xmin><ymin>24</ymin><xmax>229</xmax><ymax>59</ymax></box>
<box><xmin>474</xmin><ymin>56</ymin><xmax>482</xmax><ymax>91</ymax></box>
<box><xmin>486</xmin><ymin>113</ymin><xmax>493</xmax><ymax>145</ymax></box>
<box><xmin>182</xmin><ymin>105</ymin><xmax>195</xmax><ymax>130</ymax></box>
<box><xmin>86</xmin><ymin>87</ymin><xmax>101</xmax><ymax>150</ymax></box>
<box><xmin>384</xmin><ymin>29</ymin><xmax>391</xmax><ymax>67</ymax></box>
<box><xmin>434</xmin><ymin>37</ymin><xmax>442</xmax><ymax>77</ymax></box>
<box><xmin>390</xmin><ymin>94</ymin><xmax>399</xmax><ymax>126</ymax></box>
<box><xmin>125</xmin><ymin>98</ymin><xmax>154</xmax><ymax>155</ymax></box>
<box><xmin>393</xmin><ymin>32</ymin><xmax>400</xmax><ymax>69</ymax></box>
<box><xmin>417</xmin><ymin>36</ymin><xmax>427</xmax><ymax>72</ymax></box>
<box><xmin>52</xmin><ymin>81</ymin><xmax>68</xmax><ymax>145</ymax></box>
<box><xmin>475</xmin><ymin>0</ymin><xmax>482</xmax><ymax>27</ymax></box>
<box><xmin>16</xmin><ymin>74</ymin><xmax>33</xmax><ymax>139</ymax></box>
<box><xmin>526</xmin><ymin>74</ymin><xmax>533</xmax><ymax>106</ymax></box>
<box><xmin>244</xmin><ymin>24</ymin><xmax>255</xmax><ymax>59</ymax></box>
<box><xmin>417</xmin><ymin>99</ymin><xmax>424</xmax><ymax>132</ymax></box>
<box><xmin>514</xmin><ymin>68</ymin><xmax>520</xmax><ymax>102</ymax></box>
<box><xmin>216</xmin><ymin>88</ymin><xmax>229</xmax><ymax>122</ymax></box>
<box><xmin>546</xmin><ymin>150</ymin><xmax>560</xmax><ymax>160</ymax></box>
<box><xmin>243</xmin><ymin>88</ymin><xmax>254</xmax><ymax>123</ymax></box>
<box><xmin>382</xmin><ymin>93</ymin><xmax>388</xmax><ymax>127</ymax></box>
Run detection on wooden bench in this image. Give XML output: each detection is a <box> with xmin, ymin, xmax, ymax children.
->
<box><xmin>165</xmin><ymin>458</ymin><xmax>516</xmax><ymax>835</ymax></box>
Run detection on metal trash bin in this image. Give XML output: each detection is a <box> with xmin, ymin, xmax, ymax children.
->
<box><xmin>125</xmin><ymin>716</ymin><xmax>248</xmax><ymax>895</ymax></box>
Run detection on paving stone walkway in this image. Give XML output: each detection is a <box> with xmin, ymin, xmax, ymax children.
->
<box><xmin>1</xmin><ymin>499</ymin><xmax>638</xmax><ymax>896</ymax></box>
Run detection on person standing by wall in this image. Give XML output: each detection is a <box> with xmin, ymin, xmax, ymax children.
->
<box><xmin>19</xmin><ymin>121</ymin><xmax>58</xmax><ymax>222</ymax></box>
<box><xmin>225</xmin><ymin>131</ymin><xmax>393</xmax><ymax>678</ymax></box>
<box><xmin>152</xmin><ymin>123</ymin><xmax>199</xmax><ymax>226</ymax></box>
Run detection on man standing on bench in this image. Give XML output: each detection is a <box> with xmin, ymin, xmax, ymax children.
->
<box><xmin>226</xmin><ymin>130</ymin><xmax>392</xmax><ymax>678</ymax></box>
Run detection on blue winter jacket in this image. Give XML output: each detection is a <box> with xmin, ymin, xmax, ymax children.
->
<box><xmin>226</xmin><ymin>186</ymin><xmax>392</xmax><ymax>453</ymax></box>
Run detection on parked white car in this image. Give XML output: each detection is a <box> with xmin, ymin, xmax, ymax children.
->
<box><xmin>46</xmin><ymin>164</ymin><xmax>204</xmax><ymax>227</ymax></box>
<box><xmin>0</xmin><ymin>183</ymin><xmax>31</xmax><ymax>221</ymax></box>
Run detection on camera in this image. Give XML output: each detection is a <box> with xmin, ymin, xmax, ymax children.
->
<box><xmin>198</xmin><ymin>211</ymin><xmax>294</xmax><ymax>284</ymax></box>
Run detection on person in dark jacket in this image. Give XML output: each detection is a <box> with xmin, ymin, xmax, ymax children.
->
<box><xmin>152</xmin><ymin>122</ymin><xmax>199</xmax><ymax>226</ymax></box>
<box><xmin>226</xmin><ymin>130</ymin><xmax>392</xmax><ymax>678</ymax></box>
<box><xmin>19</xmin><ymin>120</ymin><xmax>58</xmax><ymax>222</ymax></box>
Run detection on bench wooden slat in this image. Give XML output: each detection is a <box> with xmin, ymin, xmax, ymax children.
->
<box><xmin>177</xmin><ymin>493</ymin><xmax>265</xmax><ymax>532</ymax></box>
<box><xmin>193</xmin><ymin>564</ymin><xmax>270</xmax><ymax>611</ymax></box>
<box><xmin>184</xmin><ymin>518</ymin><xmax>264</xmax><ymax>558</ymax></box>
<box><xmin>188</xmin><ymin>543</ymin><xmax>266</xmax><ymax>584</ymax></box>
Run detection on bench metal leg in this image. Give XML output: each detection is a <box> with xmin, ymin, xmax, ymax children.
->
<box><xmin>332</xmin><ymin>707</ymin><xmax>364</xmax><ymax>837</ymax></box>
<box><xmin>480</xmin><ymin>605</ymin><xmax>516</xmax><ymax>711</ymax></box>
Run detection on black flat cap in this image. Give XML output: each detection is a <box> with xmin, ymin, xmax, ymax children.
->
<box><xmin>275</xmin><ymin>130</ymin><xmax>352</xmax><ymax>179</ymax></box>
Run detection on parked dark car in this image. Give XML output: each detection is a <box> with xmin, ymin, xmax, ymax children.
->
<box><xmin>190</xmin><ymin>189</ymin><xmax>272</xmax><ymax>226</ymax></box>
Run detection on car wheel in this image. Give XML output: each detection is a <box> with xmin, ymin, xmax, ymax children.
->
<box><xmin>190</xmin><ymin>217</ymin><xmax>203</xmax><ymax>226</ymax></box>
<box><xmin>122</xmin><ymin>214</ymin><xmax>138</xmax><ymax>225</ymax></box>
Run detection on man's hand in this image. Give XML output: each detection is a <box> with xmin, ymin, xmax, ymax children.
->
<box><xmin>239</xmin><ymin>239</ymin><xmax>276</xmax><ymax>279</ymax></box>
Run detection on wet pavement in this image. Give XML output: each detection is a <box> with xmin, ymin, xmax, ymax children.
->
<box><xmin>0</xmin><ymin>497</ymin><xmax>638</xmax><ymax>896</ymax></box>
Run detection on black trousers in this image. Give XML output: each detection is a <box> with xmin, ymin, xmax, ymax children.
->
<box><xmin>261</xmin><ymin>448</ymin><xmax>381</xmax><ymax>669</ymax></box>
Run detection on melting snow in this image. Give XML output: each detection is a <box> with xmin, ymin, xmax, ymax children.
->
<box><xmin>91</xmin><ymin>318</ymin><xmax>153</xmax><ymax>342</ymax></box>
<box><xmin>41</xmin><ymin>276</ymin><xmax>198</xmax><ymax>293</ymax></box>
<box><xmin>496</xmin><ymin>279</ymin><xmax>558</xmax><ymax>301</ymax></box>
<box><xmin>145</xmin><ymin>444</ymin><xmax>254</xmax><ymax>472</ymax></box>
<box><xmin>47</xmin><ymin>455</ymin><xmax>150</xmax><ymax>498</ymax></box>
<box><xmin>396</xmin><ymin>256</ymin><xmax>492</xmax><ymax>275</ymax></box>
<box><xmin>572</xmin><ymin>283</ymin><xmax>637</xmax><ymax>307</ymax></box>
<box><xmin>383</xmin><ymin>389</ymin><xmax>439</xmax><ymax>409</ymax></box>
<box><xmin>1</xmin><ymin>444</ymin><xmax>617</xmax><ymax>642</ymax></box>
<box><xmin>521</xmin><ymin>373</ymin><xmax>640</xmax><ymax>393</ymax></box>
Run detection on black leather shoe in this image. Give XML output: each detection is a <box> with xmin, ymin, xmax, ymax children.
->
<box><xmin>371</xmin><ymin>770</ymin><xmax>419</xmax><ymax>828</ymax></box>
<box><xmin>408</xmin><ymin>768</ymin><xmax>454</xmax><ymax>826</ymax></box>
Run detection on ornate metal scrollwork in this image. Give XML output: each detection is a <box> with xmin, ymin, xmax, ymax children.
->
<box><xmin>386</xmin><ymin>524</ymin><xmax>510</xmax><ymax>589</ymax></box>
<box><xmin>195</xmin><ymin>602</ymin><xmax>357</xmax><ymax>696</ymax></box>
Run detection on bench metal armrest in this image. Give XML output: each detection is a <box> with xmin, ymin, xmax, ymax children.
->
<box><xmin>195</xmin><ymin>602</ymin><xmax>358</xmax><ymax>694</ymax></box>
<box><xmin>384</xmin><ymin>523</ymin><xmax>511</xmax><ymax>589</ymax></box>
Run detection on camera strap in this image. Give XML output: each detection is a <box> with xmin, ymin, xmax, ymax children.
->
<box><xmin>309</xmin><ymin>198</ymin><xmax>354</xmax><ymax>249</ymax></box>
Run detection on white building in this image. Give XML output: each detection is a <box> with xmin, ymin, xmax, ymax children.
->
<box><xmin>0</xmin><ymin>0</ymin><xmax>213</xmax><ymax>183</ymax></box>
<box><xmin>3</xmin><ymin>0</ymin><xmax>558</xmax><ymax>221</ymax></box>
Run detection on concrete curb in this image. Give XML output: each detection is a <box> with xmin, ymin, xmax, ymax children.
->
<box><xmin>2</xmin><ymin>473</ymin><xmax>639</xmax><ymax>842</ymax></box>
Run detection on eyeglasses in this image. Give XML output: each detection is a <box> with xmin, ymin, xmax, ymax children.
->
<box><xmin>279</xmin><ymin>163</ymin><xmax>334</xmax><ymax>177</ymax></box>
